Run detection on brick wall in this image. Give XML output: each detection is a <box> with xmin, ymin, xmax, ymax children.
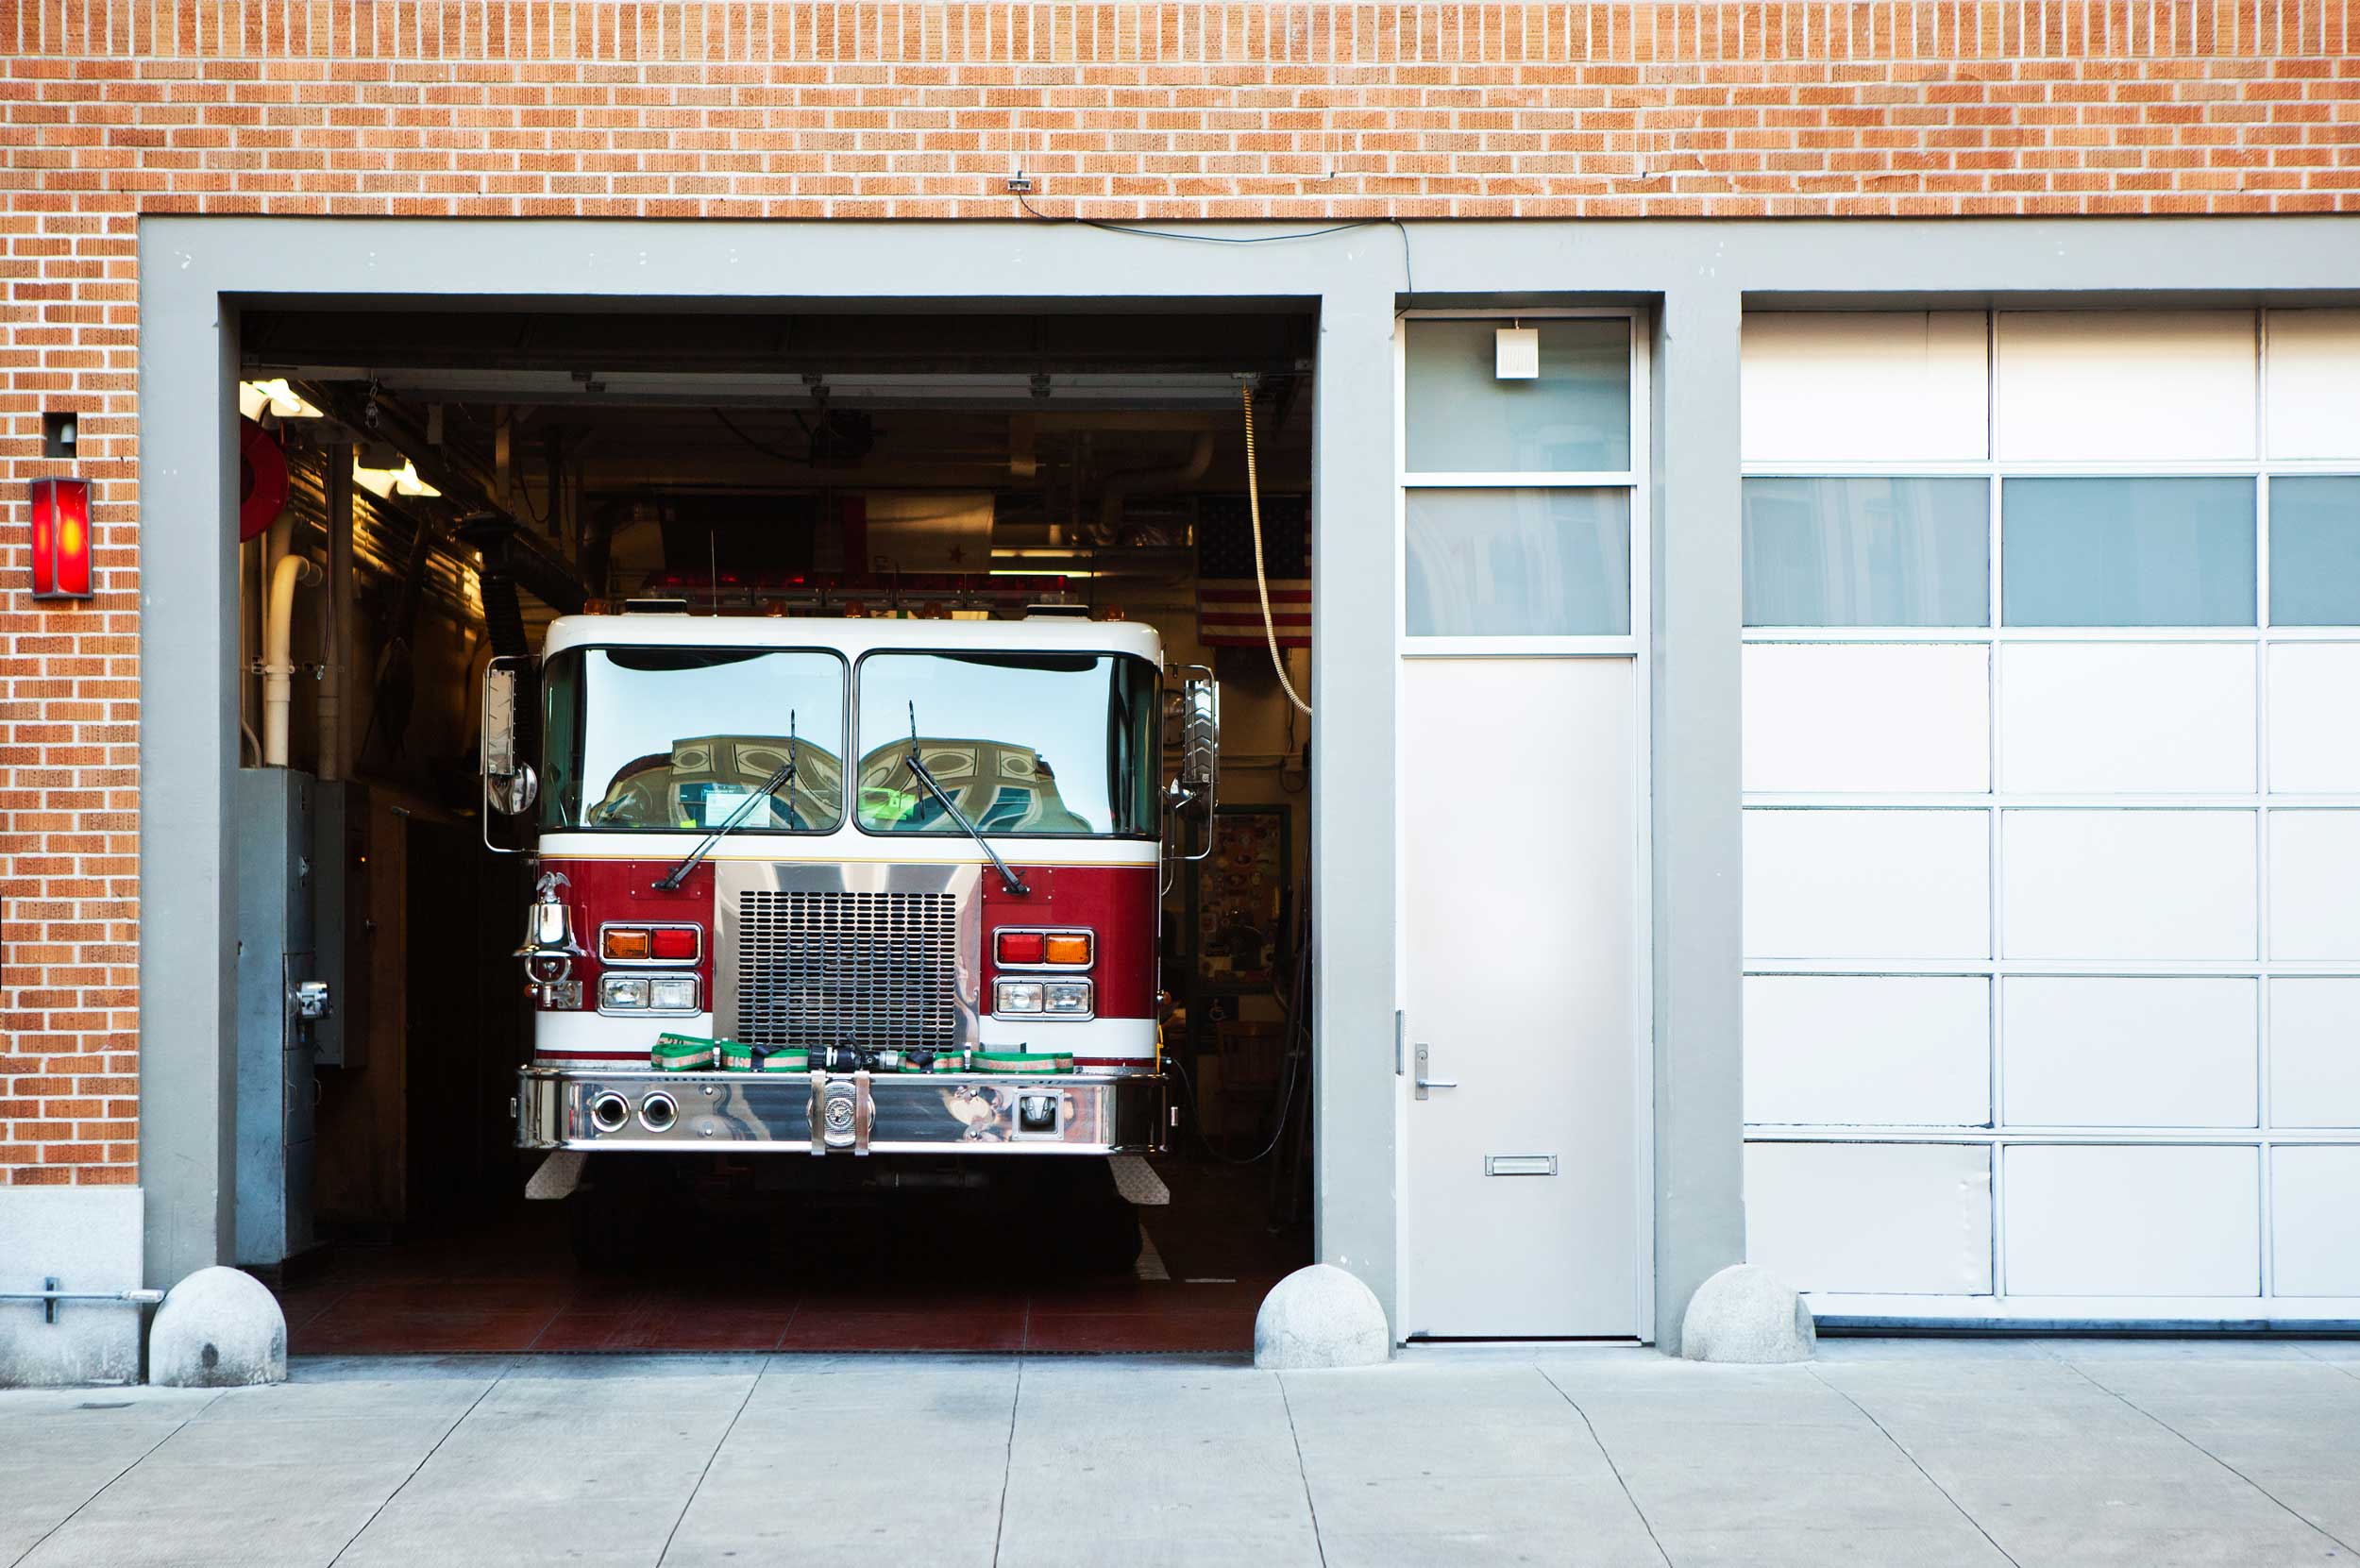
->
<box><xmin>3</xmin><ymin>0</ymin><xmax>2356</xmax><ymax>1185</ymax></box>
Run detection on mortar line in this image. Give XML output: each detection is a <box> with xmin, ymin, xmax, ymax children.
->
<box><xmin>988</xmin><ymin>1357</ymin><xmax>1024</xmax><ymax>1568</ymax></box>
<box><xmin>1273</xmin><ymin>1374</ymin><xmax>1330</xmax><ymax>1568</ymax></box>
<box><xmin>324</xmin><ymin>1358</ymin><xmax>512</xmax><ymax>1568</ymax></box>
<box><xmin>2060</xmin><ymin>1358</ymin><xmax>2360</xmax><ymax>1558</ymax></box>
<box><xmin>1808</xmin><ymin>1367</ymin><xmax>2025</xmax><ymax>1568</ymax></box>
<box><xmin>1536</xmin><ymin>1368</ymin><xmax>1674</xmax><ymax>1568</ymax></box>
<box><xmin>6</xmin><ymin>1391</ymin><xmax>226</xmax><ymax>1568</ymax></box>
<box><xmin>654</xmin><ymin>1361</ymin><xmax>764</xmax><ymax>1567</ymax></box>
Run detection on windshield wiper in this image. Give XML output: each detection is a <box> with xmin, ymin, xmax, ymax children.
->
<box><xmin>653</xmin><ymin>712</ymin><xmax>800</xmax><ymax>892</ymax></box>
<box><xmin>903</xmin><ymin>703</ymin><xmax>1031</xmax><ymax>896</ymax></box>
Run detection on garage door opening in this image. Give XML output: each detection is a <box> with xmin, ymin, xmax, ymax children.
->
<box><xmin>227</xmin><ymin>304</ymin><xmax>1320</xmax><ymax>1353</ymax></box>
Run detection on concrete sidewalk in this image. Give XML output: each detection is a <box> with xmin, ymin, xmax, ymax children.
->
<box><xmin>6</xmin><ymin>1339</ymin><xmax>2359</xmax><ymax>1567</ymax></box>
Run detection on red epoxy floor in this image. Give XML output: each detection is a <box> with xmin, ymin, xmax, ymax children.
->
<box><xmin>275</xmin><ymin>1158</ymin><xmax>1305</xmax><ymax>1356</ymax></box>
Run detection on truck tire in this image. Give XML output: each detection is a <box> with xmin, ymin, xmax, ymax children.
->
<box><xmin>567</xmin><ymin>1159</ymin><xmax>659</xmax><ymax>1275</ymax></box>
<box><xmin>1020</xmin><ymin>1159</ymin><xmax>1143</xmax><ymax>1275</ymax></box>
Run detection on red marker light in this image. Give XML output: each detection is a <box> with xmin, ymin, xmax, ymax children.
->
<box><xmin>996</xmin><ymin>931</ymin><xmax>1045</xmax><ymax>965</ymax></box>
<box><xmin>650</xmin><ymin>927</ymin><xmax>700</xmax><ymax>962</ymax></box>
<box><xmin>29</xmin><ymin>478</ymin><xmax>91</xmax><ymax>600</ymax></box>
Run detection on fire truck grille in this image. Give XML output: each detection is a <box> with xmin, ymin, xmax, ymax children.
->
<box><xmin>733</xmin><ymin>890</ymin><xmax>961</xmax><ymax>1052</ymax></box>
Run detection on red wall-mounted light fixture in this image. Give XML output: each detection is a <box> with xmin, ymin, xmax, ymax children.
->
<box><xmin>29</xmin><ymin>478</ymin><xmax>92</xmax><ymax>600</ymax></box>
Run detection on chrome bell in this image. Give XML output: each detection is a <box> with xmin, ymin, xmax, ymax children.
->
<box><xmin>514</xmin><ymin>869</ymin><xmax>588</xmax><ymax>962</ymax></box>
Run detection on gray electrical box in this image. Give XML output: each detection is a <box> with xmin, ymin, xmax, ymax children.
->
<box><xmin>235</xmin><ymin>767</ymin><xmax>325</xmax><ymax>1267</ymax></box>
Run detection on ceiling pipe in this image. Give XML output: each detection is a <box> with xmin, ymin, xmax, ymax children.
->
<box><xmin>1092</xmin><ymin>431</ymin><xmax>1215</xmax><ymax>546</ymax></box>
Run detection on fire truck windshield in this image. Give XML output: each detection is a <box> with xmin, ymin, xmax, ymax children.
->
<box><xmin>854</xmin><ymin>651</ymin><xmax>1159</xmax><ymax>838</ymax></box>
<box><xmin>539</xmin><ymin>647</ymin><xmax>848</xmax><ymax>834</ymax></box>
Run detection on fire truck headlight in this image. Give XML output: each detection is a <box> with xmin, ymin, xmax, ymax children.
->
<box><xmin>1042</xmin><ymin>980</ymin><xmax>1094</xmax><ymax>1016</ymax></box>
<box><xmin>649</xmin><ymin>976</ymin><xmax>700</xmax><ymax>1012</ymax></box>
<box><xmin>599</xmin><ymin>974</ymin><xmax>652</xmax><ymax>1011</ymax></box>
<box><xmin>994</xmin><ymin>980</ymin><xmax>1045</xmax><ymax>1014</ymax></box>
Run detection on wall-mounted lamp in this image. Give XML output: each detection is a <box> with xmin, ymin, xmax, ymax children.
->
<box><xmin>28</xmin><ymin>478</ymin><xmax>92</xmax><ymax>599</ymax></box>
<box><xmin>1495</xmin><ymin>326</ymin><xmax>1540</xmax><ymax>380</ymax></box>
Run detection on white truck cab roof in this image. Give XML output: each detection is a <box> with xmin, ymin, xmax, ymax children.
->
<box><xmin>539</xmin><ymin>610</ymin><xmax>1166</xmax><ymax>664</ymax></box>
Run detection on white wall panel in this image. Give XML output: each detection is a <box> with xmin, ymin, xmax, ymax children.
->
<box><xmin>2267</xmin><ymin>980</ymin><xmax>2360</xmax><ymax>1129</ymax></box>
<box><xmin>2003</xmin><ymin>1144</ymin><xmax>2259</xmax><ymax>1296</ymax></box>
<box><xmin>1742</xmin><ymin>312</ymin><xmax>1989</xmax><ymax>464</ymax></box>
<box><xmin>2269</xmin><ymin>811</ymin><xmax>2360</xmax><ymax>960</ymax></box>
<box><xmin>2270</xmin><ymin>1146</ymin><xmax>2360</xmax><ymax>1295</ymax></box>
<box><xmin>2001</xmin><ymin>811</ymin><xmax>2257</xmax><ymax>961</ymax></box>
<box><xmin>1998</xmin><ymin>643</ymin><xmax>2254</xmax><ymax>794</ymax></box>
<box><xmin>1996</xmin><ymin>311</ymin><xmax>2257</xmax><ymax>462</ymax></box>
<box><xmin>2000</xmin><ymin>978</ymin><xmax>2256</xmax><ymax>1128</ymax></box>
<box><xmin>1745</xmin><ymin>976</ymin><xmax>1990</xmax><ymax>1126</ymax></box>
<box><xmin>2266</xmin><ymin>310</ymin><xmax>2360</xmax><ymax>461</ymax></box>
<box><xmin>1745</xmin><ymin>810</ymin><xmax>1990</xmax><ymax>960</ymax></box>
<box><xmin>1744</xmin><ymin>644</ymin><xmax>1990</xmax><ymax>794</ymax></box>
<box><xmin>1745</xmin><ymin>1141</ymin><xmax>1993</xmax><ymax>1294</ymax></box>
<box><xmin>2267</xmin><ymin>644</ymin><xmax>2360</xmax><ymax>792</ymax></box>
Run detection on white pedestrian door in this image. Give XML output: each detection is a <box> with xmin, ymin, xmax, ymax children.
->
<box><xmin>1401</xmin><ymin>656</ymin><xmax>1642</xmax><ymax>1337</ymax></box>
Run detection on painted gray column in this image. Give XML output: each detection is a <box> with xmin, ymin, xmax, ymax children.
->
<box><xmin>1648</xmin><ymin>281</ymin><xmax>1747</xmax><ymax>1350</ymax></box>
<box><xmin>136</xmin><ymin>276</ymin><xmax>240</xmax><ymax>1289</ymax></box>
<box><xmin>1310</xmin><ymin>284</ymin><xmax>1401</xmax><ymax>1326</ymax></box>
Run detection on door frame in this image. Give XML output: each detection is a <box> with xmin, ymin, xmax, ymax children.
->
<box><xmin>1391</xmin><ymin>305</ymin><xmax>1658</xmax><ymax>1340</ymax></box>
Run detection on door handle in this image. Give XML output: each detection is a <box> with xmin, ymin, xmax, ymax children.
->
<box><xmin>1412</xmin><ymin>1043</ymin><xmax>1457</xmax><ymax>1101</ymax></box>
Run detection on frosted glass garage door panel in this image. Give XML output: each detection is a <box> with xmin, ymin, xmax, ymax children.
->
<box><xmin>2000</xmin><ymin>978</ymin><xmax>2257</xmax><ymax>1129</ymax></box>
<box><xmin>1998</xmin><ymin>644</ymin><xmax>2254</xmax><ymax>795</ymax></box>
<box><xmin>1742</xmin><ymin>312</ymin><xmax>1989</xmax><ymax>463</ymax></box>
<box><xmin>2003</xmin><ymin>1145</ymin><xmax>2259</xmax><ymax>1297</ymax></box>
<box><xmin>2268</xmin><ymin>812</ymin><xmax>2360</xmax><ymax>961</ymax></box>
<box><xmin>1996</xmin><ymin>312</ymin><xmax>2257</xmax><ymax>462</ymax></box>
<box><xmin>1746</xmin><ymin>1142</ymin><xmax>1992</xmax><ymax>1294</ymax></box>
<box><xmin>1744</xmin><ymin>645</ymin><xmax>1989</xmax><ymax>793</ymax></box>
<box><xmin>2001</xmin><ymin>811</ymin><xmax>2257</xmax><ymax>961</ymax></box>
<box><xmin>2268</xmin><ymin>981</ymin><xmax>2360</xmax><ymax>1130</ymax></box>
<box><xmin>2267</xmin><ymin>645</ymin><xmax>2360</xmax><ymax>792</ymax></box>
<box><xmin>2267</xmin><ymin>311</ymin><xmax>2360</xmax><ymax>460</ymax></box>
<box><xmin>1745</xmin><ymin>976</ymin><xmax>1991</xmax><ymax>1126</ymax></box>
<box><xmin>1744</xmin><ymin>811</ymin><xmax>1990</xmax><ymax>960</ymax></box>
<box><xmin>2271</xmin><ymin>1146</ymin><xmax>2360</xmax><ymax>1295</ymax></box>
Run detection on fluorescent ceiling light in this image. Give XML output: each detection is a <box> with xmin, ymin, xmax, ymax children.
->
<box><xmin>239</xmin><ymin>379</ymin><xmax>325</xmax><ymax>420</ymax></box>
<box><xmin>352</xmin><ymin>453</ymin><xmax>440</xmax><ymax>499</ymax></box>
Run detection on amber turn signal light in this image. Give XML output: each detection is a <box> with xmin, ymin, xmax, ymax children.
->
<box><xmin>602</xmin><ymin>927</ymin><xmax>652</xmax><ymax>961</ymax></box>
<box><xmin>1043</xmin><ymin>933</ymin><xmax>1092</xmax><ymax>966</ymax></box>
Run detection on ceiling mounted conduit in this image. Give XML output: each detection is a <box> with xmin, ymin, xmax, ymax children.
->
<box><xmin>1092</xmin><ymin>431</ymin><xmax>1215</xmax><ymax>545</ymax></box>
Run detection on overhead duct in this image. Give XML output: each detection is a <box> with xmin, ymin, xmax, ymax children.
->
<box><xmin>1094</xmin><ymin>432</ymin><xmax>1215</xmax><ymax>546</ymax></box>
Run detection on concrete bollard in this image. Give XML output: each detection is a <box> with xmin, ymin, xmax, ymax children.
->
<box><xmin>1254</xmin><ymin>1262</ymin><xmax>1391</xmax><ymax>1370</ymax></box>
<box><xmin>149</xmin><ymin>1266</ymin><xmax>288</xmax><ymax>1388</ymax></box>
<box><xmin>1679</xmin><ymin>1263</ymin><xmax>1816</xmax><ymax>1364</ymax></box>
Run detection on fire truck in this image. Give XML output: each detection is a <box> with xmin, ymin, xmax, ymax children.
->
<box><xmin>482</xmin><ymin>603</ymin><xmax>1218</xmax><ymax>1262</ymax></box>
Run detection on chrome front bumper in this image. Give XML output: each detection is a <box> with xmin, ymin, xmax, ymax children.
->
<box><xmin>514</xmin><ymin>1066</ymin><xmax>1170</xmax><ymax>1155</ymax></box>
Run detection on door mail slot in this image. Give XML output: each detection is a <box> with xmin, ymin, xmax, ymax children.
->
<box><xmin>1484</xmin><ymin>1154</ymin><xmax>1558</xmax><ymax>1177</ymax></box>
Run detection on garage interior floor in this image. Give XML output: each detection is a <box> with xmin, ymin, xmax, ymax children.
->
<box><xmin>271</xmin><ymin>1155</ymin><xmax>1303</xmax><ymax>1356</ymax></box>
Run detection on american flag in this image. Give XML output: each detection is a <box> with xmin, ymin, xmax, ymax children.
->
<box><xmin>1196</xmin><ymin>494</ymin><xmax>1310</xmax><ymax>649</ymax></box>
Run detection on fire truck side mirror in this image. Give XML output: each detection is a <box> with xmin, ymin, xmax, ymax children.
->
<box><xmin>1166</xmin><ymin>671</ymin><xmax>1219</xmax><ymax>865</ymax></box>
<box><xmin>481</xmin><ymin>657</ymin><xmax>539</xmax><ymax>819</ymax></box>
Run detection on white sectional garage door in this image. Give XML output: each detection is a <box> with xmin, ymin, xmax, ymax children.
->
<box><xmin>1741</xmin><ymin>308</ymin><xmax>2360</xmax><ymax>1324</ymax></box>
